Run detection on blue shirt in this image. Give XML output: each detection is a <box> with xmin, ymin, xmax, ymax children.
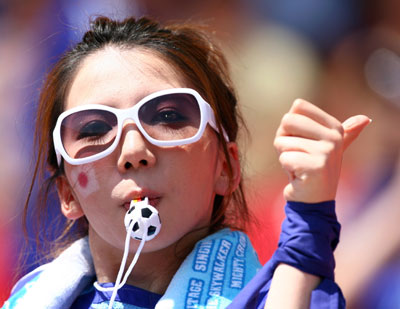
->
<box><xmin>71</xmin><ymin>282</ymin><xmax>162</xmax><ymax>308</ymax></box>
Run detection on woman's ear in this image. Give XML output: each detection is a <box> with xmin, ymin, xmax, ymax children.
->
<box><xmin>214</xmin><ymin>142</ymin><xmax>241</xmax><ymax>196</ymax></box>
<box><xmin>56</xmin><ymin>175</ymin><xmax>84</xmax><ymax>220</ymax></box>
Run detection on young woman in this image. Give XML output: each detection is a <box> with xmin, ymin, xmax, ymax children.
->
<box><xmin>3</xmin><ymin>16</ymin><xmax>369</xmax><ymax>308</ymax></box>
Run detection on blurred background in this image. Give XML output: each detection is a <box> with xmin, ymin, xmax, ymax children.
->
<box><xmin>1</xmin><ymin>0</ymin><xmax>400</xmax><ymax>308</ymax></box>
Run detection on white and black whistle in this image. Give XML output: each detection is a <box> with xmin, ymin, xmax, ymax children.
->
<box><xmin>124</xmin><ymin>197</ymin><xmax>161</xmax><ymax>241</ymax></box>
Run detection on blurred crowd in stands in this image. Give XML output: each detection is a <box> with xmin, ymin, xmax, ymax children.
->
<box><xmin>1</xmin><ymin>0</ymin><xmax>399</xmax><ymax>308</ymax></box>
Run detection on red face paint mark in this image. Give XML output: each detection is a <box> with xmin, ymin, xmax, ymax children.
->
<box><xmin>78</xmin><ymin>172</ymin><xmax>88</xmax><ymax>188</ymax></box>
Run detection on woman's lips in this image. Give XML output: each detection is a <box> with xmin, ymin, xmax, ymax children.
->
<box><xmin>123</xmin><ymin>197</ymin><xmax>161</xmax><ymax>210</ymax></box>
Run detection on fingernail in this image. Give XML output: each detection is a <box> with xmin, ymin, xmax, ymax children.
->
<box><xmin>343</xmin><ymin>116</ymin><xmax>372</xmax><ymax>129</ymax></box>
<box><xmin>342</xmin><ymin>117</ymin><xmax>358</xmax><ymax>129</ymax></box>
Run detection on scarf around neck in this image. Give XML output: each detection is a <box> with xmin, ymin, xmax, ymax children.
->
<box><xmin>4</xmin><ymin>229</ymin><xmax>261</xmax><ymax>309</ymax></box>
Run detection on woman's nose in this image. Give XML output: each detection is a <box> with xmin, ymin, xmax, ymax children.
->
<box><xmin>117</xmin><ymin>122</ymin><xmax>156</xmax><ymax>172</ymax></box>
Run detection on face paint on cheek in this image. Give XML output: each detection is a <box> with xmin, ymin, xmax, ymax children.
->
<box><xmin>70</xmin><ymin>165</ymin><xmax>99</xmax><ymax>198</ymax></box>
<box><xmin>78</xmin><ymin>172</ymin><xmax>88</xmax><ymax>188</ymax></box>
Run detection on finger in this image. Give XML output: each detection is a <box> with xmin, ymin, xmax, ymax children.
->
<box><xmin>274</xmin><ymin>136</ymin><xmax>325</xmax><ymax>155</ymax></box>
<box><xmin>342</xmin><ymin>115</ymin><xmax>371</xmax><ymax>150</ymax></box>
<box><xmin>276</xmin><ymin>113</ymin><xmax>338</xmax><ymax>141</ymax></box>
<box><xmin>278</xmin><ymin>151</ymin><xmax>318</xmax><ymax>175</ymax></box>
<box><xmin>289</xmin><ymin>99</ymin><xmax>343</xmax><ymax>131</ymax></box>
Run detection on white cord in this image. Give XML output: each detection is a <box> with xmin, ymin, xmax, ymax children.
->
<box><xmin>119</xmin><ymin>236</ymin><xmax>146</xmax><ymax>287</ymax></box>
<box><xmin>93</xmin><ymin>219</ymin><xmax>147</xmax><ymax>309</ymax></box>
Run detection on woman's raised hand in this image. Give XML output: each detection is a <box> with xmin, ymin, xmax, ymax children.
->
<box><xmin>274</xmin><ymin>99</ymin><xmax>370</xmax><ymax>203</ymax></box>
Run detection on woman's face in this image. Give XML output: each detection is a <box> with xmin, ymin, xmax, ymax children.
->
<box><xmin>58</xmin><ymin>47</ymin><xmax>230</xmax><ymax>254</ymax></box>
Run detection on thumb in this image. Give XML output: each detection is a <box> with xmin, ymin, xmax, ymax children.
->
<box><xmin>342</xmin><ymin>115</ymin><xmax>371</xmax><ymax>150</ymax></box>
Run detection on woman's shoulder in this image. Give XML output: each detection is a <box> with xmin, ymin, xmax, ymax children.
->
<box><xmin>9</xmin><ymin>263</ymin><xmax>49</xmax><ymax>296</ymax></box>
<box><xmin>3</xmin><ymin>237</ymin><xmax>95</xmax><ymax>308</ymax></box>
<box><xmin>3</xmin><ymin>263</ymin><xmax>51</xmax><ymax>308</ymax></box>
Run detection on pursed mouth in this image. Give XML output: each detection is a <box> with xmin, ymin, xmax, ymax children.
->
<box><xmin>123</xmin><ymin>197</ymin><xmax>161</xmax><ymax>210</ymax></box>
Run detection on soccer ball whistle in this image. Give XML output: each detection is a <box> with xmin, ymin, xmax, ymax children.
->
<box><xmin>124</xmin><ymin>197</ymin><xmax>161</xmax><ymax>241</ymax></box>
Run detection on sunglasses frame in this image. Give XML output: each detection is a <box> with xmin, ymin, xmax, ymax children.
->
<box><xmin>53</xmin><ymin>88</ymin><xmax>229</xmax><ymax>166</ymax></box>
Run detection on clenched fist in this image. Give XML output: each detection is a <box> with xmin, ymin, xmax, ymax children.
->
<box><xmin>274</xmin><ymin>99</ymin><xmax>371</xmax><ymax>203</ymax></box>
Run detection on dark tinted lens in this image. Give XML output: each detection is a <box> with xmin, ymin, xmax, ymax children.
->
<box><xmin>138</xmin><ymin>93</ymin><xmax>201</xmax><ymax>141</ymax></box>
<box><xmin>61</xmin><ymin>109</ymin><xmax>117</xmax><ymax>159</ymax></box>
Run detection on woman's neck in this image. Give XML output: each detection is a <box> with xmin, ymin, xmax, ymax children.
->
<box><xmin>89</xmin><ymin>227</ymin><xmax>208</xmax><ymax>294</ymax></box>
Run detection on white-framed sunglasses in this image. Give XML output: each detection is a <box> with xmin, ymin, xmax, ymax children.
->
<box><xmin>53</xmin><ymin>88</ymin><xmax>229</xmax><ymax>166</ymax></box>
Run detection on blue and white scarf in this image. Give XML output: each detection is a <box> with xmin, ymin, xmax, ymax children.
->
<box><xmin>4</xmin><ymin>229</ymin><xmax>261</xmax><ymax>309</ymax></box>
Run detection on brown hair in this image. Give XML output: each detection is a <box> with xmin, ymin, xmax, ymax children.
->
<box><xmin>24</xmin><ymin>16</ymin><xmax>251</xmax><ymax>261</ymax></box>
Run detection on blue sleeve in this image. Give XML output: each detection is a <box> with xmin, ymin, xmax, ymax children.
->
<box><xmin>228</xmin><ymin>201</ymin><xmax>345</xmax><ymax>309</ymax></box>
<box><xmin>274</xmin><ymin>201</ymin><xmax>340</xmax><ymax>280</ymax></box>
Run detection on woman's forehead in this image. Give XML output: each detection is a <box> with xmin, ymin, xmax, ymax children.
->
<box><xmin>65</xmin><ymin>46</ymin><xmax>189</xmax><ymax>110</ymax></box>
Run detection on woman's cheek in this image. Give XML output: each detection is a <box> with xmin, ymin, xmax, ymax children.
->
<box><xmin>70</xmin><ymin>164</ymin><xmax>100</xmax><ymax>198</ymax></box>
